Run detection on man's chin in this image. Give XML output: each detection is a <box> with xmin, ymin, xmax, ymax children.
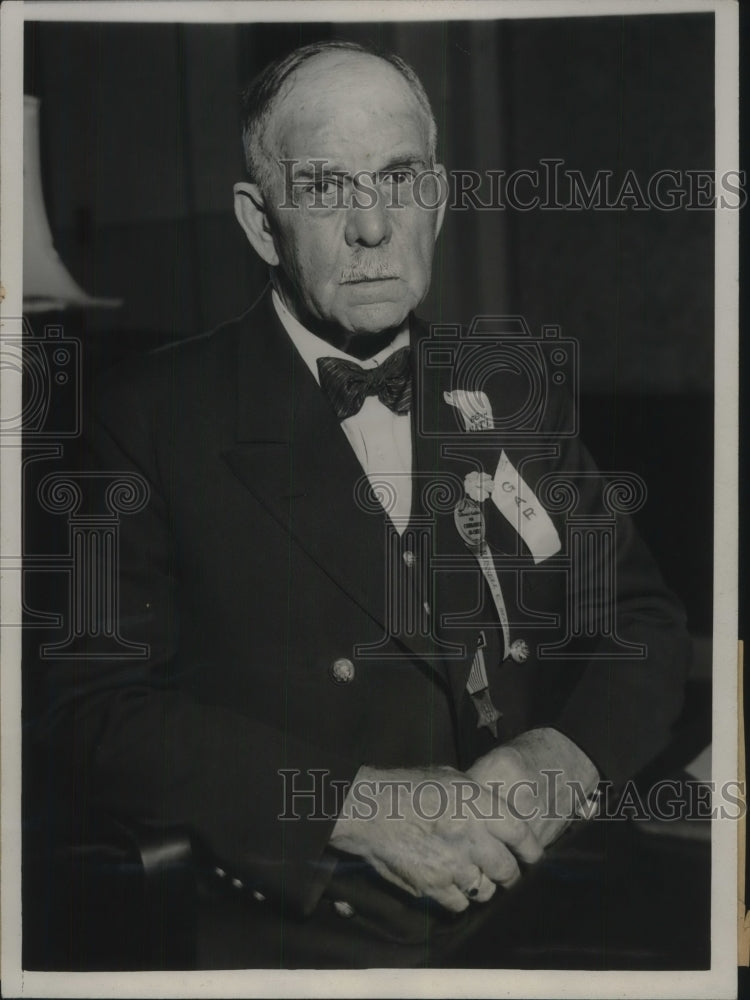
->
<box><xmin>337</xmin><ymin>300</ymin><xmax>412</xmax><ymax>337</ymax></box>
<box><xmin>302</xmin><ymin>297</ymin><xmax>417</xmax><ymax>356</ymax></box>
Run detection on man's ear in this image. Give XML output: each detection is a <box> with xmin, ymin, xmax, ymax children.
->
<box><xmin>233</xmin><ymin>182</ymin><xmax>279</xmax><ymax>267</ymax></box>
<box><xmin>433</xmin><ymin>164</ymin><xmax>448</xmax><ymax>241</ymax></box>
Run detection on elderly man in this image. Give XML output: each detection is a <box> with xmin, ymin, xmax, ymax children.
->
<box><xmin>46</xmin><ymin>40</ymin><xmax>689</xmax><ymax>968</ymax></box>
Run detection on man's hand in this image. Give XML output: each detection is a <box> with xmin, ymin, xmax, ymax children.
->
<box><xmin>329</xmin><ymin>764</ymin><xmax>543</xmax><ymax>913</ymax></box>
<box><xmin>467</xmin><ymin>728</ymin><xmax>600</xmax><ymax>849</ymax></box>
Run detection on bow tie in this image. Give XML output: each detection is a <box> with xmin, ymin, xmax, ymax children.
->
<box><xmin>317</xmin><ymin>346</ymin><xmax>412</xmax><ymax>421</ymax></box>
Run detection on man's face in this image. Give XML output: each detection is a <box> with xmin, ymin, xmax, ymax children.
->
<box><xmin>253</xmin><ymin>53</ymin><xmax>446</xmax><ymax>347</ymax></box>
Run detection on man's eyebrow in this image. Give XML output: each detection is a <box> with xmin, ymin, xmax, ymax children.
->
<box><xmin>375</xmin><ymin>155</ymin><xmax>429</xmax><ymax>173</ymax></box>
<box><xmin>289</xmin><ymin>163</ymin><xmax>347</xmax><ymax>181</ymax></box>
<box><xmin>287</xmin><ymin>155</ymin><xmax>430</xmax><ymax>181</ymax></box>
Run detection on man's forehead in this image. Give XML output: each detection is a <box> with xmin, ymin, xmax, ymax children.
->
<box><xmin>279</xmin><ymin>49</ymin><xmax>416</xmax><ymax>104</ymax></box>
<box><xmin>267</xmin><ymin>52</ymin><xmax>427</xmax><ymax>149</ymax></box>
<box><xmin>263</xmin><ymin>52</ymin><xmax>430</xmax><ymax>174</ymax></box>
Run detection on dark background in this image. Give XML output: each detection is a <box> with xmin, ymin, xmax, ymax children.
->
<box><xmin>22</xmin><ymin>13</ymin><xmax>716</xmax><ymax>639</ymax></box>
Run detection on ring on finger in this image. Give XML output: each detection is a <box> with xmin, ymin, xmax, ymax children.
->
<box><xmin>462</xmin><ymin>872</ymin><xmax>484</xmax><ymax>899</ymax></box>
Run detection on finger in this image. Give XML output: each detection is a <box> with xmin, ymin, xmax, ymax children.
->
<box><xmin>503</xmin><ymin>821</ymin><xmax>544</xmax><ymax>865</ymax></box>
<box><xmin>471</xmin><ymin>839</ymin><xmax>522</xmax><ymax>889</ymax></box>
<box><xmin>366</xmin><ymin>856</ymin><xmax>423</xmax><ymax>898</ymax></box>
<box><xmin>428</xmin><ymin>883</ymin><xmax>471</xmax><ymax>913</ymax></box>
<box><xmin>454</xmin><ymin>864</ymin><xmax>495</xmax><ymax>903</ymax></box>
<box><xmin>484</xmin><ymin>814</ymin><xmax>544</xmax><ymax>865</ymax></box>
<box><xmin>475</xmin><ymin>872</ymin><xmax>496</xmax><ymax>902</ymax></box>
<box><xmin>462</xmin><ymin>872</ymin><xmax>496</xmax><ymax>904</ymax></box>
<box><xmin>467</xmin><ymin>780</ymin><xmax>544</xmax><ymax>866</ymax></box>
<box><xmin>515</xmin><ymin>824</ymin><xmax>544</xmax><ymax>864</ymax></box>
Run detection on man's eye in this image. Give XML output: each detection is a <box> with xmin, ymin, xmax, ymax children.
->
<box><xmin>306</xmin><ymin>177</ymin><xmax>341</xmax><ymax>196</ymax></box>
<box><xmin>379</xmin><ymin>170</ymin><xmax>415</xmax><ymax>187</ymax></box>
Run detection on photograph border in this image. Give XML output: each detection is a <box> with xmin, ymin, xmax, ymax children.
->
<box><xmin>0</xmin><ymin>1</ymin><xmax>739</xmax><ymax>996</ymax></box>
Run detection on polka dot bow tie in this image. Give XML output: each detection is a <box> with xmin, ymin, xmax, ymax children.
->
<box><xmin>317</xmin><ymin>346</ymin><xmax>412</xmax><ymax>421</ymax></box>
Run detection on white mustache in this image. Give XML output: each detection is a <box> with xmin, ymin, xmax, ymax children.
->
<box><xmin>340</xmin><ymin>264</ymin><xmax>399</xmax><ymax>283</ymax></box>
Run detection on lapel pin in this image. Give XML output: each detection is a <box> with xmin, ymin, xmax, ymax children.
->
<box><xmin>464</xmin><ymin>470</ymin><xmax>494</xmax><ymax>502</ymax></box>
<box><xmin>444</xmin><ymin>389</ymin><xmax>494</xmax><ymax>431</ymax></box>
<box><xmin>509</xmin><ymin>639</ymin><xmax>530</xmax><ymax>663</ymax></box>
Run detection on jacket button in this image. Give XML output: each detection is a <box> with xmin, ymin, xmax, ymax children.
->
<box><xmin>402</xmin><ymin>550</ymin><xmax>416</xmax><ymax>568</ymax></box>
<box><xmin>330</xmin><ymin>657</ymin><xmax>355</xmax><ymax>683</ymax></box>
<box><xmin>214</xmin><ymin>866</ymin><xmax>226</xmax><ymax>879</ymax></box>
<box><xmin>231</xmin><ymin>877</ymin><xmax>244</xmax><ymax>890</ymax></box>
<box><xmin>252</xmin><ymin>889</ymin><xmax>266</xmax><ymax>902</ymax></box>
<box><xmin>333</xmin><ymin>899</ymin><xmax>356</xmax><ymax>918</ymax></box>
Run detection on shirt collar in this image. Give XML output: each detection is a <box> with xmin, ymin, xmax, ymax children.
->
<box><xmin>271</xmin><ymin>289</ymin><xmax>410</xmax><ymax>386</ymax></box>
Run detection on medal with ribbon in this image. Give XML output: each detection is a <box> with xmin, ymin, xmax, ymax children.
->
<box><xmin>445</xmin><ymin>389</ymin><xmax>534</xmax><ymax>735</ymax></box>
<box><xmin>453</xmin><ymin>471</ymin><xmax>511</xmax><ymax>737</ymax></box>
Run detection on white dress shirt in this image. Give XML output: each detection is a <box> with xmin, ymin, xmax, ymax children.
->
<box><xmin>272</xmin><ymin>291</ymin><xmax>413</xmax><ymax>532</ymax></box>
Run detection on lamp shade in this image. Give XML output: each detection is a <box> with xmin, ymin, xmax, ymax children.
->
<box><xmin>23</xmin><ymin>95</ymin><xmax>122</xmax><ymax>312</ymax></box>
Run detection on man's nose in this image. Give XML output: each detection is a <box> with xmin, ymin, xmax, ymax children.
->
<box><xmin>344</xmin><ymin>190</ymin><xmax>391</xmax><ymax>247</ymax></box>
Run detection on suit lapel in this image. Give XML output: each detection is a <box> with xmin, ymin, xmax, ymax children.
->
<box><xmin>222</xmin><ymin>294</ymin><xmax>395</xmax><ymax>634</ymax></box>
<box><xmin>221</xmin><ymin>297</ymin><xmax>457</xmax><ymax>678</ymax></box>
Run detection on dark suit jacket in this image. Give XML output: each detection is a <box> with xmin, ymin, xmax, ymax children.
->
<box><xmin>41</xmin><ymin>290</ymin><xmax>689</xmax><ymax>963</ymax></box>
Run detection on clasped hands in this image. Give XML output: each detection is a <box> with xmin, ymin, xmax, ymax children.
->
<box><xmin>329</xmin><ymin>728</ymin><xmax>598</xmax><ymax>913</ymax></box>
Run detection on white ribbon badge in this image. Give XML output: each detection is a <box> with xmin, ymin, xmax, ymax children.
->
<box><xmin>491</xmin><ymin>451</ymin><xmax>561</xmax><ymax>564</ymax></box>
<box><xmin>444</xmin><ymin>390</ymin><xmax>560</xmax><ymax>564</ymax></box>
